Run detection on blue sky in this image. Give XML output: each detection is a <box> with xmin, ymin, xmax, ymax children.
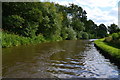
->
<box><xmin>42</xmin><ymin>0</ymin><xmax>119</xmax><ymax>26</ymax></box>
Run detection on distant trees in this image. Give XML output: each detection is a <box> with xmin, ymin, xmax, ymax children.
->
<box><xmin>97</xmin><ymin>24</ymin><xmax>107</xmax><ymax>38</ymax></box>
<box><xmin>108</xmin><ymin>23</ymin><xmax>120</xmax><ymax>34</ymax></box>
<box><xmin>2</xmin><ymin>2</ymin><xmax>118</xmax><ymax>40</ymax></box>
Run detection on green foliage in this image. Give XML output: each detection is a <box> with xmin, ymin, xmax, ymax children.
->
<box><xmin>2</xmin><ymin>32</ymin><xmax>46</xmax><ymax>48</ymax></box>
<box><xmin>37</xmin><ymin>2</ymin><xmax>63</xmax><ymax>38</ymax></box>
<box><xmin>72</xmin><ymin>19</ymin><xmax>85</xmax><ymax>32</ymax></box>
<box><xmin>66</xmin><ymin>27</ymin><xmax>77</xmax><ymax>40</ymax></box>
<box><xmin>77</xmin><ymin>31</ymin><xmax>89</xmax><ymax>39</ymax></box>
<box><xmin>4</xmin><ymin>15</ymin><xmax>25</xmax><ymax>34</ymax></box>
<box><xmin>6</xmin><ymin>15</ymin><xmax>24</xmax><ymax>27</ymax></box>
<box><xmin>3</xmin><ymin>2</ymin><xmax>119</xmax><ymax>48</ymax></box>
<box><xmin>27</xmin><ymin>8</ymin><xmax>43</xmax><ymax>22</ymax></box>
<box><xmin>112</xmin><ymin>33</ymin><xmax>120</xmax><ymax>40</ymax></box>
<box><xmin>108</xmin><ymin>23</ymin><xmax>120</xmax><ymax>34</ymax></box>
<box><xmin>89</xmin><ymin>34</ymin><xmax>96</xmax><ymax>39</ymax></box>
<box><xmin>97</xmin><ymin>24</ymin><xmax>107</xmax><ymax>38</ymax></box>
<box><xmin>24</xmin><ymin>22</ymin><xmax>39</xmax><ymax>38</ymax></box>
<box><xmin>61</xmin><ymin>27</ymin><xmax>68</xmax><ymax>40</ymax></box>
<box><xmin>104</xmin><ymin>36</ymin><xmax>113</xmax><ymax>42</ymax></box>
<box><xmin>50</xmin><ymin>35</ymin><xmax>63</xmax><ymax>41</ymax></box>
<box><xmin>82</xmin><ymin>32</ymin><xmax>89</xmax><ymax>39</ymax></box>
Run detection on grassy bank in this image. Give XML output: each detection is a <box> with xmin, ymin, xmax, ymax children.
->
<box><xmin>2</xmin><ymin>32</ymin><xmax>47</xmax><ymax>48</ymax></box>
<box><xmin>2</xmin><ymin>32</ymin><xmax>64</xmax><ymax>48</ymax></box>
<box><xmin>94</xmin><ymin>39</ymin><xmax>120</xmax><ymax>61</ymax></box>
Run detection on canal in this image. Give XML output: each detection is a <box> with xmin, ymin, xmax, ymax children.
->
<box><xmin>2</xmin><ymin>40</ymin><xmax>120</xmax><ymax>78</ymax></box>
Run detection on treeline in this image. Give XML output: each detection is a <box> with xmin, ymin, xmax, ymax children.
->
<box><xmin>2</xmin><ymin>2</ymin><xmax>120</xmax><ymax>41</ymax></box>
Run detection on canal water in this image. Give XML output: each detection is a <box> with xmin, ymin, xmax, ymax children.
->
<box><xmin>2</xmin><ymin>40</ymin><xmax>120</xmax><ymax>78</ymax></box>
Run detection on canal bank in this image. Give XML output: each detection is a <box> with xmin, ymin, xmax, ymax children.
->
<box><xmin>94</xmin><ymin>39</ymin><xmax>120</xmax><ymax>67</ymax></box>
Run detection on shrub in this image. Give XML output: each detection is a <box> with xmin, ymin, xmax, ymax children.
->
<box><xmin>2</xmin><ymin>32</ymin><xmax>46</xmax><ymax>48</ymax></box>
<box><xmin>112</xmin><ymin>33</ymin><xmax>119</xmax><ymax>40</ymax></box>
<box><xmin>50</xmin><ymin>35</ymin><xmax>63</xmax><ymax>41</ymax></box>
<box><xmin>61</xmin><ymin>27</ymin><xmax>68</xmax><ymax>40</ymax></box>
<box><xmin>4</xmin><ymin>15</ymin><xmax>25</xmax><ymax>35</ymax></box>
<box><xmin>82</xmin><ymin>32</ymin><xmax>89</xmax><ymax>39</ymax></box>
<box><xmin>66</xmin><ymin>27</ymin><xmax>77</xmax><ymax>40</ymax></box>
<box><xmin>77</xmin><ymin>31</ymin><xmax>89</xmax><ymax>39</ymax></box>
<box><xmin>89</xmin><ymin>34</ymin><xmax>96</xmax><ymax>39</ymax></box>
<box><xmin>104</xmin><ymin>36</ymin><xmax>113</xmax><ymax>42</ymax></box>
<box><xmin>24</xmin><ymin>22</ymin><xmax>39</xmax><ymax>38</ymax></box>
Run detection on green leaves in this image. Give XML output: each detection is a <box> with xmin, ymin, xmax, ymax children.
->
<box><xmin>72</xmin><ymin>19</ymin><xmax>85</xmax><ymax>32</ymax></box>
<box><xmin>77</xmin><ymin>31</ymin><xmax>89</xmax><ymax>39</ymax></box>
<box><xmin>2</xmin><ymin>32</ymin><xmax>46</xmax><ymax>48</ymax></box>
<box><xmin>27</xmin><ymin>8</ymin><xmax>43</xmax><ymax>22</ymax></box>
<box><xmin>108</xmin><ymin>23</ymin><xmax>120</xmax><ymax>34</ymax></box>
<box><xmin>97</xmin><ymin>24</ymin><xmax>107</xmax><ymax>38</ymax></box>
<box><xmin>6</xmin><ymin>15</ymin><xmax>25</xmax><ymax>28</ymax></box>
<box><xmin>3</xmin><ymin>2</ymin><xmax>115</xmax><ymax>43</ymax></box>
<box><xmin>24</xmin><ymin>22</ymin><xmax>39</xmax><ymax>38</ymax></box>
<box><xmin>66</xmin><ymin>27</ymin><xmax>77</xmax><ymax>40</ymax></box>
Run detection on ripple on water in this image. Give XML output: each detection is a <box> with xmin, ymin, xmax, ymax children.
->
<box><xmin>48</xmin><ymin>42</ymin><xmax>119</xmax><ymax>78</ymax></box>
<box><xmin>3</xmin><ymin>40</ymin><xmax>119</xmax><ymax>78</ymax></box>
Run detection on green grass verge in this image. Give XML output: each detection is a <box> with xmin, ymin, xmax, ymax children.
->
<box><xmin>94</xmin><ymin>39</ymin><xmax>120</xmax><ymax>60</ymax></box>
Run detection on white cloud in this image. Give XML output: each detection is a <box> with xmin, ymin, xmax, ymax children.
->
<box><xmin>83</xmin><ymin>5</ymin><xmax>118</xmax><ymax>26</ymax></box>
<box><xmin>75</xmin><ymin>0</ymin><xmax>118</xmax><ymax>8</ymax></box>
<box><xmin>49</xmin><ymin>0</ymin><xmax>119</xmax><ymax>26</ymax></box>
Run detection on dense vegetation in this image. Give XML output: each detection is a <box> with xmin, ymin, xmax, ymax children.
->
<box><xmin>105</xmin><ymin>32</ymin><xmax>120</xmax><ymax>48</ymax></box>
<box><xmin>2</xmin><ymin>2</ymin><xmax>120</xmax><ymax>48</ymax></box>
<box><xmin>2</xmin><ymin>32</ymin><xmax>46</xmax><ymax>48</ymax></box>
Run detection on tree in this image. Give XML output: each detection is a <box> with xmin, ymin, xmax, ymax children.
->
<box><xmin>4</xmin><ymin>15</ymin><xmax>25</xmax><ymax>35</ymax></box>
<box><xmin>24</xmin><ymin>22</ymin><xmax>39</xmax><ymax>38</ymax></box>
<box><xmin>108</xmin><ymin>23</ymin><xmax>120</xmax><ymax>34</ymax></box>
<box><xmin>97</xmin><ymin>24</ymin><xmax>107</xmax><ymax>38</ymax></box>
<box><xmin>37</xmin><ymin>2</ymin><xmax>63</xmax><ymax>39</ymax></box>
<box><xmin>71</xmin><ymin>19</ymin><xmax>85</xmax><ymax>32</ymax></box>
<box><xmin>66</xmin><ymin>27</ymin><xmax>77</xmax><ymax>40</ymax></box>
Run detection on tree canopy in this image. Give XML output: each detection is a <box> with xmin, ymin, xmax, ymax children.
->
<box><xmin>2</xmin><ymin>2</ymin><xmax>119</xmax><ymax>40</ymax></box>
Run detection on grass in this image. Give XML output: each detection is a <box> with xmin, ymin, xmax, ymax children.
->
<box><xmin>2</xmin><ymin>32</ymin><xmax>63</xmax><ymax>48</ymax></box>
<box><xmin>94</xmin><ymin>38</ymin><xmax>120</xmax><ymax>60</ymax></box>
<box><xmin>2</xmin><ymin>32</ymin><xmax>46</xmax><ymax>48</ymax></box>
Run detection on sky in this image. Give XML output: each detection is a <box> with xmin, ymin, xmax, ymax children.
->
<box><xmin>42</xmin><ymin>0</ymin><xmax>119</xmax><ymax>26</ymax></box>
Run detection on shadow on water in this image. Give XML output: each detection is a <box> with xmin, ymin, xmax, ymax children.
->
<box><xmin>2</xmin><ymin>40</ymin><xmax>120</xmax><ymax>78</ymax></box>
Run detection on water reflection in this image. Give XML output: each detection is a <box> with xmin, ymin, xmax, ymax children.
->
<box><xmin>48</xmin><ymin>41</ymin><xmax>119</xmax><ymax>78</ymax></box>
<box><xmin>2</xmin><ymin>40</ymin><xmax>119</xmax><ymax>78</ymax></box>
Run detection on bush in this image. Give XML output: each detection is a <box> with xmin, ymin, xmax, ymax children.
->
<box><xmin>2</xmin><ymin>32</ymin><xmax>46</xmax><ymax>48</ymax></box>
<box><xmin>77</xmin><ymin>31</ymin><xmax>89</xmax><ymax>39</ymax></box>
<box><xmin>112</xmin><ymin>33</ymin><xmax>119</xmax><ymax>40</ymax></box>
<box><xmin>4</xmin><ymin>15</ymin><xmax>25</xmax><ymax>35</ymax></box>
<box><xmin>61</xmin><ymin>27</ymin><xmax>68</xmax><ymax>40</ymax></box>
<box><xmin>77</xmin><ymin>32</ymin><xmax>82</xmax><ymax>39</ymax></box>
<box><xmin>6</xmin><ymin>15</ymin><xmax>25</xmax><ymax>27</ymax></box>
<box><xmin>66</xmin><ymin>27</ymin><xmax>77</xmax><ymax>40</ymax></box>
<box><xmin>104</xmin><ymin>36</ymin><xmax>112</xmax><ymax>42</ymax></box>
<box><xmin>24</xmin><ymin>22</ymin><xmax>39</xmax><ymax>38</ymax></box>
<box><xmin>82</xmin><ymin>32</ymin><xmax>89</xmax><ymax>39</ymax></box>
<box><xmin>50</xmin><ymin>35</ymin><xmax>63</xmax><ymax>41</ymax></box>
<box><xmin>89</xmin><ymin>34</ymin><xmax>96</xmax><ymax>39</ymax></box>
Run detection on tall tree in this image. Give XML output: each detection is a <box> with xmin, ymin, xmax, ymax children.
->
<box><xmin>97</xmin><ymin>24</ymin><xmax>107</xmax><ymax>38</ymax></box>
<box><xmin>108</xmin><ymin>23</ymin><xmax>120</xmax><ymax>34</ymax></box>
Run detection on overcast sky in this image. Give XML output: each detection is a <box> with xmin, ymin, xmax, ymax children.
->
<box><xmin>42</xmin><ymin>0</ymin><xmax>119</xmax><ymax>26</ymax></box>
